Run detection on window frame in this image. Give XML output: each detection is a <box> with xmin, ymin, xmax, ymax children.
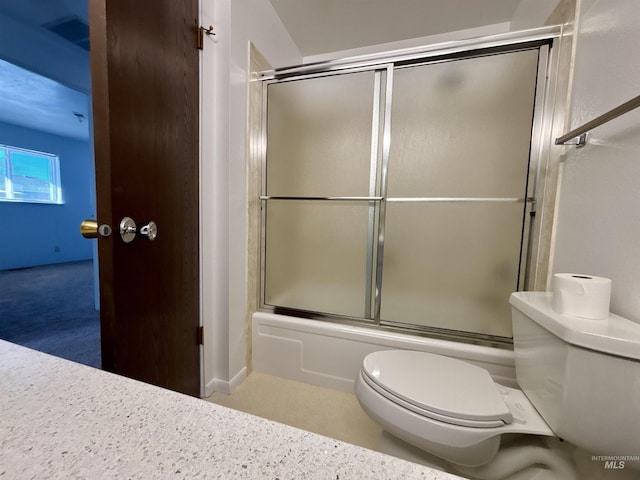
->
<box><xmin>0</xmin><ymin>144</ymin><xmax>63</xmax><ymax>205</ymax></box>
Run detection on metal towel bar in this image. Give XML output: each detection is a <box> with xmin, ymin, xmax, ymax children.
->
<box><xmin>555</xmin><ymin>94</ymin><xmax>640</xmax><ymax>147</ymax></box>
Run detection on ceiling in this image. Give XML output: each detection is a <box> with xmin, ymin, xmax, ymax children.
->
<box><xmin>0</xmin><ymin>0</ymin><xmax>89</xmax><ymax>141</ymax></box>
<box><xmin>269</xmin><ymin>0</ymin><xmax>525</xmax><ymax>57</ymax></box>
<box><xmin>0</xmin><ymin>59</ymin><xmax>89</xmax><ymax>141</ymax></box>
<box><xmin>0</xmin><ymin>0</ymin><xmax>87</xmax><ymax>27</ymax></box>
<box><xmin>0</xmin><ymin>0</ymin><xmax>532</xmax><ymax>141</ymax></box>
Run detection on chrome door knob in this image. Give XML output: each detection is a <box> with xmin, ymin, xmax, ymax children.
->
<box><xmin>120</xmin><ymin>217</ymin><xmax>137</xmax><ymax>243</ymax></box>
<box><xmin>137</xmin><ymin>221</ymin><xmax>158</xmax><ymax>241</ymax></box>
<box><xmin>118</xmin><ymin>217</ymin><xmax>158</xmax><ymax>243</ymax></box>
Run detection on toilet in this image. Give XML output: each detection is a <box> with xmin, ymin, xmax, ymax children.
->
<box><xmin>355</xmin><ymin>291</ymin><xmax>640</xmax><ymax>479</ymax></box>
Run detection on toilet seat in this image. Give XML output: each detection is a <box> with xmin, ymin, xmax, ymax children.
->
<box><xmin>355</xmin><ymin>350</ymin><xmax>555</xmax><ymax>466</ymax></box>
<box><xmin>362</xmin><ymin>350</ymin><xmax>512</xmax><ymax>428</ymax></box>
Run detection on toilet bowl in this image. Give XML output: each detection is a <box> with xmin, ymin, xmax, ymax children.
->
<box><xmin>355</xmin><ymin>292</ymin><xmax>640</xmax><ymax>479</ymax></box>
<box><xmin>355</xmin><ymin>350</ymin><xmax>554</xmax><ymax>468</ymax></box>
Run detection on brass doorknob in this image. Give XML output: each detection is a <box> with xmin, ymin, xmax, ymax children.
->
<box><xmin>80</xmin><ymin>219</ymin><xmax>113</xmax><ymax>238</ymax></box>
<box><xmin>80</xmin><ymin>219</ymin><xmax>98</xmax><ymax>238</ymax></box>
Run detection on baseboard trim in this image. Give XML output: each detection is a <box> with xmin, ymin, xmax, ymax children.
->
<box><xmin>206</xmin><ymin>367</ymin><xmax>248</xmax><ymax>396</ymax></box>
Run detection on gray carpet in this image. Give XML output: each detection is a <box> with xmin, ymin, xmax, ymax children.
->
<box><xmin>0</xmin><ymin>260</ymin><xmax>101</xmax><ymax>368</ymax></box>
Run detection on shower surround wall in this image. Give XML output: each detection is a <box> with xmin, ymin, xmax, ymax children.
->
<box><xmin>552</xmin><ymin>0</ymin><xmax>640</xmax><ymax>324</ymax></box>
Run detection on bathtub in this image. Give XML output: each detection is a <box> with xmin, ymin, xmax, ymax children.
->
<box><xmin>252</xmin><ymin>312</ymin><xmax>517</xmax><ymax>393</ymax></box>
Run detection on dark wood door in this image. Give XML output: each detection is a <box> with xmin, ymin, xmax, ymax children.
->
<box><xmin>89</xmin><ymin>0</ymin><xmax>200</xmax><ymax>396</ymax></box>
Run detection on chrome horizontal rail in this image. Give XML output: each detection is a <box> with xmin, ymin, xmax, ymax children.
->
<box><xmin>260</xmin><ymin>196</ymin><xmax>383</xmax><ymax>201</ymax></box>
<box><xmin>555</xmin><ymin>94</ymin><xmax>640</xmax><ymax>146</ymax></box>
<box><xmin>261</xmin><ymin>196</ymin><xmax>533</xmax><ymax>203</ymax></box>
<box><xmin>386</xmin><ymin>197</ymin><xmax>532</xmax><ymax>203</ymax></box>
<box><xmin>258</xmin><ymin>26</ymin><xmax>561</xmax><ymax>80</ymax></box>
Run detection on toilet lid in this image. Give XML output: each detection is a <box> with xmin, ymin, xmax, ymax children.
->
<box><xmin>362</xmin><ymin>350</ymin><xmax>512</xmax><ymax>426</ymax></box>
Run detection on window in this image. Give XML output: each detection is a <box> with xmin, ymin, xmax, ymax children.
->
<box><xmin>0</xmin><ymin>144</ymin><xmax>62</xmax><ymax>204</ymax></box>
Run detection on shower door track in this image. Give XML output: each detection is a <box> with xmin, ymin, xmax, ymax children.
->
<box><xmin>258</xmin><ymin>26</ymin><xmax>561</xmax><ymax>81</ymax></box>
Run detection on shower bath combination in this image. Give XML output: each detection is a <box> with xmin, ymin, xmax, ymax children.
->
<box><xmin>255</xmin><ymin>27</ymin><xmax>563</xmax><ymax>348</ymax></box>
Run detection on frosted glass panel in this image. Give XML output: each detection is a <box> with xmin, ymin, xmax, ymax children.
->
<box><xmin>264</xmin><ymin>200</ymin><xmax>370</xmax><ymax>318</ymax></box>
<box><xmin>380</xmin><ymin>203</ymin><xmax>524</xmax><ymax>338</ymax></box>
<box><xmin>266</xmin><ymin>72</ymin><xmax>375</xmax><ymax>197</ymax></box>
<box><xmin>260</xmin><ymin>46</ymin><xmax>544</xmax><ymax>342</ymax></box>
<box><xmin>387</xmin><ymin>50</ymin><xmax>539</xmax><ymax>198</ymax></box>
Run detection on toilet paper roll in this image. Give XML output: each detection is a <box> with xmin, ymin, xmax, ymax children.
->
<box><xmin>551</xmin><ymin>273</ymin><xmax>612</xmax><ymax>320</ymax></box>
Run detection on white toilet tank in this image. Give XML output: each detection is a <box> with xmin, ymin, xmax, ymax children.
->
<box><xmin>510</xmin><ymin>292</ymin><xmax>640</xmax><ymax>459</ymax></box>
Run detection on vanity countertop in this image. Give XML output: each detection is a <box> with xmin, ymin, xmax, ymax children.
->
<box><xmin>0</xmin><ymin>340</ymin><xmax>462</xmax><ymax>479</ymax></box>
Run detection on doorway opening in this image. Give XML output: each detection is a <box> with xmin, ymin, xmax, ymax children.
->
<box><xmin>0</xmin><ymin>2</ymin><xmax>99</xmax><ymax>367</ymax></box>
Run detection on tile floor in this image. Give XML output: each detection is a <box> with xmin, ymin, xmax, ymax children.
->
<box><xmin>206</xmin><ymin>372</ymin><xmax>639</xmax><ymax>480</ymax></box>
<box><xmin>206</xmin><ymin>371</ymin><xmax>382</xmax><ymax>450</ymax></box>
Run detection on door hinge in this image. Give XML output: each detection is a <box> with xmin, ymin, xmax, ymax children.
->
<box><xmin>197</xmin><ymin>25</ymin><xmax>215</xmax><ymax>50</ymax></box>
<box><xmin>197</xmin><ymin>326</ymin><xmax>204</xmax><ymax>345</ymax></box>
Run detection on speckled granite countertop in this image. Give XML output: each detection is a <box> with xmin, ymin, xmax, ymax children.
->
<box><xmin>0</xmin><ymin>340</ymin><xmax>463</xmax><ymax>479</ymax></box>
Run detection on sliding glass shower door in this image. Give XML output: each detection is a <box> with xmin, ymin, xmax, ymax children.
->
<box><xmin>263</xmin><ymin>71</ymin><xmax>378</xmax><ymax>318</ymax></box>
<box><xmin>260</xmin><ymin>43</ymin><xmax>548</xmax><ymax>343</ymax></box>
<box><xmin>380</xmin><ymin>50</ymin><xmax>540</xmax><ymax>338</ymax></box>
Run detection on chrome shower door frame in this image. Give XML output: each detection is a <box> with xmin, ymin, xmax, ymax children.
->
<box><xmin>257</xmin><ymin>26</ymin><xmax>564</xmax><ymax>346</ymax></box>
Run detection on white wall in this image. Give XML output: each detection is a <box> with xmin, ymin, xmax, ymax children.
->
<box><xmin>510</xmin><ymin>0</ymin><xmax>559</xmax><ymax>31</ymax></box>
<box><xmin>304</xmin><ymin>23</ymin><xmax>510</xmax><ymax>64</ymax></box>
<box><xmin>200</xmin><ymin>0</ymin><xmax>301</xmax><ymax>396</ymax></box>
<box><xmin>305</xmin><ymin>0</ymin><xmax>565</xmax><ymax>65</ymax></box>
<box><xmin>552</xmin><ymin>0</ymin><xmax>640</xmax><ymax>324</ymax></box>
